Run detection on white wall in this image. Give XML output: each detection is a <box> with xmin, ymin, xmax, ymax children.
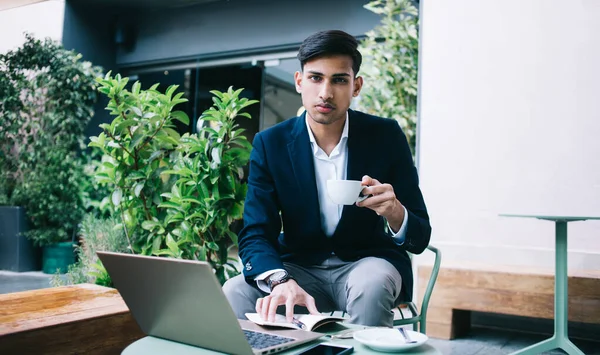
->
<box><xmin>0</xmin><ymin>0</ymin><xmax>65</xmax><ymax>54</ymax></box>
<box><xmin>417</xmin><ymin>0</ymin><xmax>600</xmax><ymax>271</ymax></box>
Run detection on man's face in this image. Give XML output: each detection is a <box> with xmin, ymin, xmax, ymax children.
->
<box><xmin>294</xmin><ymin>55</ymin><xmax>363</xmax><ymax>126</ymax></box>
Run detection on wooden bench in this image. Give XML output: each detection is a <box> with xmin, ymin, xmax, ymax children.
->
<box><xmin>417</xmin><ymin>263</ymin><xmax>600</xmax><ymax>340</ymax></box>
<box><xmin>0</xmin><ymin>284</ymin><xmax>144</xmax><ymax>354</ymax></box>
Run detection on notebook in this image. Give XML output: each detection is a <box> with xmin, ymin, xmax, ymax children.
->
<box><xmin>245</xmin><ymin>313</ymin><xmax>345</xmax><ymax>331</ymax></box>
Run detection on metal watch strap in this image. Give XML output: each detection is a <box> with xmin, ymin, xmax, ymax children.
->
<box><xmin>268</xmin><ymin>273</ymin><xmax>294</xmax><ymax>291</ymax></box>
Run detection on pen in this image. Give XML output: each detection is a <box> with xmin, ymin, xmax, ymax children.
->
<box><xmin>291</xmin><ymin>317</ymin><xmax>307</xmax><ymax>330</ymax></box>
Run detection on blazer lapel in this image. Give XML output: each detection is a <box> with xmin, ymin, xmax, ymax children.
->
<box><xmin>345</xmin><ymin>110</ymin><xmax>368</xmax><ymax>182</ymax></box>
<box><xmin>335</xmin><ymin>110</ymin><xmax>369</xmax><ymax>235</ymax></box>
<box><xmin>287</xmin><ymin>113</ymin><xmax>321</xmax><ymax>222</ymax></box>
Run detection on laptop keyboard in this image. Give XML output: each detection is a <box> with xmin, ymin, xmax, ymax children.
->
<box><xmin>243</xmin><ymin>329</ymin><xmax>295</xmax><ymax>350</ymax></box>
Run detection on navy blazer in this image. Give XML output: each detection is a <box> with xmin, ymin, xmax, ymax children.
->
<box><xmin>238</xmin><ymin>109</ymin><xmax>431</xmax><ymax>301</ymax></box>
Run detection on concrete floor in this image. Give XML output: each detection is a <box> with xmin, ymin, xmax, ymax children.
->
<box><xmin>426</xmin><ymin>327</ymin><xmax>599</xmax><ymax>355</ymax></box>
<box><xmin>0</xmin><ymin>270</ymin><xmax>55</xmax><ymax>294</ymax></box>
<box><xmin>1</xmin><ymin>271</ymin><xmax>599</xmax><ymax>355</ymax></box>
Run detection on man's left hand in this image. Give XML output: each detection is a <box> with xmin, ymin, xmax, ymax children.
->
<box><xmin>356</xmin><ymin>175</ymin><xmax>405</xmax><ymax>232</ymax></box>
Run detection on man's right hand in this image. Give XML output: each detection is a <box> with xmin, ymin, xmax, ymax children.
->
<box><xmin>255</xmin><ymin>279</ymin><xmax>320</xmax><ymax>323</ymax></box>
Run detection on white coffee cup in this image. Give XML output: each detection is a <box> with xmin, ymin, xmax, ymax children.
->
<box><xmin>327</xmin><ymin>180</ymin><xmax>369</xmax><ymax>205</ymax></box>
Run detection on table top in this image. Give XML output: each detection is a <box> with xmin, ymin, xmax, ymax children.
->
<box><xmin>0</xmin><ymin>283</ymin><xmax>129</xmax><ymax>336</ymax></box>
<box><xmin>499</xmin><ymin>214</ymin><xmax>600</xmax><ymax>222</ymax></box>
<box><xmin>122</xmin><ymin>326</ymin><xmax>442</xmax><ymax>355</ymax></box>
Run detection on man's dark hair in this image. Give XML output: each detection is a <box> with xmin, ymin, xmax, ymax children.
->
<box><xmin>297</xmin><ymin>30</ymin><xmax>362</xmax><ymax>76</ymax></box>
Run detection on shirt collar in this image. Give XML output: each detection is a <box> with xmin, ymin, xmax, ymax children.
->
<box><xmin>305</xmin><ymin>111</ymin><xmax>349</xmax><ymax>154</ymax></box>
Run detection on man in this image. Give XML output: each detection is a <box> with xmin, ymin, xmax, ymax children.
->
<box><xmin>223</xmin><ymin>30</ymin><xmax>430</xmax><ymax>327</ymax></box>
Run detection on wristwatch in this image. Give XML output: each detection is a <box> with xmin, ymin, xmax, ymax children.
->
<box><xmin>267</xmin><ymin>270</ymin><xmax>294</xmax><ymax>291</ymax></box>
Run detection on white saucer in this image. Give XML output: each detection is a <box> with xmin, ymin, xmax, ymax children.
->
<box><xmin>353</xmin><ymin>328</ymin><xmax>428</xmax><ymax>352</ymax></box>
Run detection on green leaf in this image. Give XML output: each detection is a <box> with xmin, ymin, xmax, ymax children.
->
<box><xmin>134</xmin><ymin>182</ymin><xmax>144</xmax><ymax>197</ymax></box>
<box><xmin>230</xmin><ymin>202</ymin><xmax>243</xmax><ymax>220</ymax></box>
<box><xmin>177</xmin><ymin>167</ymin><xmax>195</xmax><ymax>177</ymax></box>
<box><xmin>212</xmin><ymin>184</ymin><xmax>220</xmax><ymax>200</ymax></box>
<box><xmin>152</xmin><ymin>235</ymin><xmax>162</xmax><ymax>253</ymax></box>
<box><xmin>228</xmin><ymin>147</ymin><xmax>250</xmax><ymax>161</ymax></box>
<box><xmin>148</xmin><ymin>149</ymin><xmax>164</xmax><ymax>163</ymax></box>
<box><xmin>102</xmin><ymin>161</ymin><xmax>116</xmax><ymax>169</ymax></box>
<box><xmin>232</xmin><ymin>87</ymin><xmax>244</xmax><ymax>98</ymax></box>
<box><xmin>207</xmin><ymin>242</ymin><xmax>219</xmax><ymax>251</ymax></box>
<box><xmin>142</xmin><ymin>220</ymin><xmax>159</xmax><ymax>230</ymax></box>
<box><xmin>130</xmin><ymin>130</ymin><xmax>145</xmax><ymax>149</ymax></box>
<box><xmin>154</xmin><ymin>134</ymin><xmax>179</xmax><ymax>146</ymax></box>
<box><xmin>166</xmin><ymin>233</ymin><xmax>180</xmax><ymax>255</ymax></box>
<box><xmin>164</xmin><ymin>128</ymin><xmax>181</xmax><ymax>141</ymax></box>
<box><xmin>131</xmin><ymin>107</ymin><xmax>143</xmax><ymax>117</ymax></box>
<box><xmin>158</xmin><ymin>201</ymin><xmax>181</xmax><ymax>209</ymax></box>
<box><xmin>112</xmin><ymin>189</ymin><xmax>122</xmax><ymax>206</ymax></box>
<box><xmin>107</xmin><ymin>141</ymin><xmax>121</xmax><ymax>149</ymax></box>
<box><xmin>199</xmin><ymin>109</ymin><xmax>222</xmax><ymax>121</ymax></box>
<box><xmin>181</xmin><ymin>197</ymin><xmax>203</xmax><ymax>204</ymax></box>
<box><xmin>240</xmin><ymin>99</ymin><xmax>259</xmax><ymax>109</ymax></box>
<box><xmin>211</xmin><ymin>96</ymin><xmax>224</xmax><ymax>110</ymax></box>
<box><xmin>197</xmin><ymin>247</ymin><xmax>207</xmax><ymax>261</ymax></box>
<box><xmin>199</xmin><ymin>181</ymin><xmax>210</xmax><ymax>198</ymax></box>
<box><xmin>227</xmin><ymin>230</ymin><xmax>238</xmax><ymax>245</ymax></box>
<box><xmin>171</xmin><ymin>183</ymin><xmax>181</xmax><ymax>198</ymax></box>
<box><xmin>165</xmin><ymin>212</ymin><xmax>184</xmax><ymax>225</ymax></box>
<box><xmin>128</xmin><ymin>170</ymin><xmax>146</xmax><ymax>180</ymax></box>
<box><xmin>166</xmin><ymin>85</ymin><xmax>179</xmax><ymax>100</ymax></box>
<box><xmin>211</xmin><ymin>147</ymin><xmax>221</xmax><ymax>165</ymax></box>
<box><xmin>171</xmin><ymin>111</ymin><xmax>190</xmax><ymax>125</ymax></box>
<box><xmin>115</xmin><ymin>119</ymin><xmax>138</xmax><ymax>134</ymax></box>
<box><xmin>209</xmin><ymin>90</ymin><xmax>224</xmax><ymax>100</ymax></box>
<box><xmin>132</xmin><ymin>81</ymin><xmax>141</xmax><ymax>95</ymax></box>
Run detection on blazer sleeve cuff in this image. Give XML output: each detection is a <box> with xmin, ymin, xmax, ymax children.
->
<box><xmin>387</xmin><ymin>205</ymin><xmax>409</xmax><ymax>245</ymax></box>
<box><xmin>254</xmin><ymin>268</ymin><xmax>286</xmax><ymax>293</ymax></box>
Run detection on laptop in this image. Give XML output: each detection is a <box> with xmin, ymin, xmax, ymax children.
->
<box><xmin>97</xmin><ymin>251</ymin><xmax>322</xmax><ymax>355</ymax></box>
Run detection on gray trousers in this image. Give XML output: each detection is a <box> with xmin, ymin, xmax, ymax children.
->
<box><xmin>222</xmin><ymin>256</ymin><xmax>403</xmax><ymax>327</ymax></box>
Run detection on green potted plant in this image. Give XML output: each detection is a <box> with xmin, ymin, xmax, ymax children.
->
<box><xmin>12</xmin><ymin>147</ymin><xmax>88</xmax><ymax>274</ymax></box>
<box><xmin>52</xmin><ymin>213</ymin><xmax>128</xmax><ymax>287</ymax></box>
<box><xmin>89</xmin><ymin>73</ymin><xmax>256</xmax><ymax>284</ymax></box>
<box><xmin>0</xmin><ymin>34</ymin><xmax>102</xmax><ymax>273</ymax></box>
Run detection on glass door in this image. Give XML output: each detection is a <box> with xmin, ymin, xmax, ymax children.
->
<box><xmin>261</xmin><ymin>57</ymin><xmax>303</xmax><ymax>131</ymax></box>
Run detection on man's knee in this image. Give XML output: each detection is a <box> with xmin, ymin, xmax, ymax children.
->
<box><xmin>342</xmin><ymin>258</ymin><xmax>402</xmax><ymax>326</ymax></box>
<box><xmin>347</xmin><ymin>274</ymin><xmax>399</xmax><ymax>302</ymax></box>
<box><xmin>222</xmin><ymin>274</ymin><xmax>264</xmax><ymax>318</ymax></box>
<box><xmin>345</xmin><ymin>258</ymin><xmax>402</xmax><ymax>304</ymax></box>
<box><xmin>223</xmin><ymin>274</ymin><xmax>254</xmax><ymax>302</ymax></box>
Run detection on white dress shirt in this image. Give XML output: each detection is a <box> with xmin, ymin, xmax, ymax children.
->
<box><xmin>309</xmin><ymin>112</ymin><xmax>349</xmax><ymax>237</ymax></box>
<box><xmin>254</xmin><ymin>113</ymin><xmax>409</xmax><ymax>292</ymax></box>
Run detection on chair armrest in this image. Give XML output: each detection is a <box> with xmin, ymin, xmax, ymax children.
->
<box><xmin>419</xmin><ymin>245</ymin><xmax>442</xmax><ymax>329</ymax></box>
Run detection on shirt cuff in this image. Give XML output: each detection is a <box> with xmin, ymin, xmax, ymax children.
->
<box><xmin>387</xmin><ymin>205</ymin><xmax>409</xmax><ymax>245</ymax></box>
<box><xmin>254</xmin><ymin>269</ymin><xmax>286</xmax><ymax>293</ymax></box>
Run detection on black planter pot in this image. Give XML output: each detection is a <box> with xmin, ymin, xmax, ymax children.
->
<box><xmin>0</xmin><ymin>206</ymin><xmax>41</xmax><ymax>271</ymax></box>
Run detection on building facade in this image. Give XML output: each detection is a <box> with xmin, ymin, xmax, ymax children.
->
<box><xmin>63</xmin><ymin>0</ymin><xmax>381</xmax><ymax>138</ymax></box>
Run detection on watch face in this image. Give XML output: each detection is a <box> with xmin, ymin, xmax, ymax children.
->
<box><xmin>270</xmin><ymin>270</ymin><xmax>287</xmax><ymax>282</ymax></box>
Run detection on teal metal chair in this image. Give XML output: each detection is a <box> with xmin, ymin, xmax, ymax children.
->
<box><xmin>330</xmin><ymin>244</ymin><xmax>441</xmax><ymax>334</ymax></box>
<box><xmin>393</xmin><ymin>245</ymin><xmax>441</xmax><ymax>334</ymax></box>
